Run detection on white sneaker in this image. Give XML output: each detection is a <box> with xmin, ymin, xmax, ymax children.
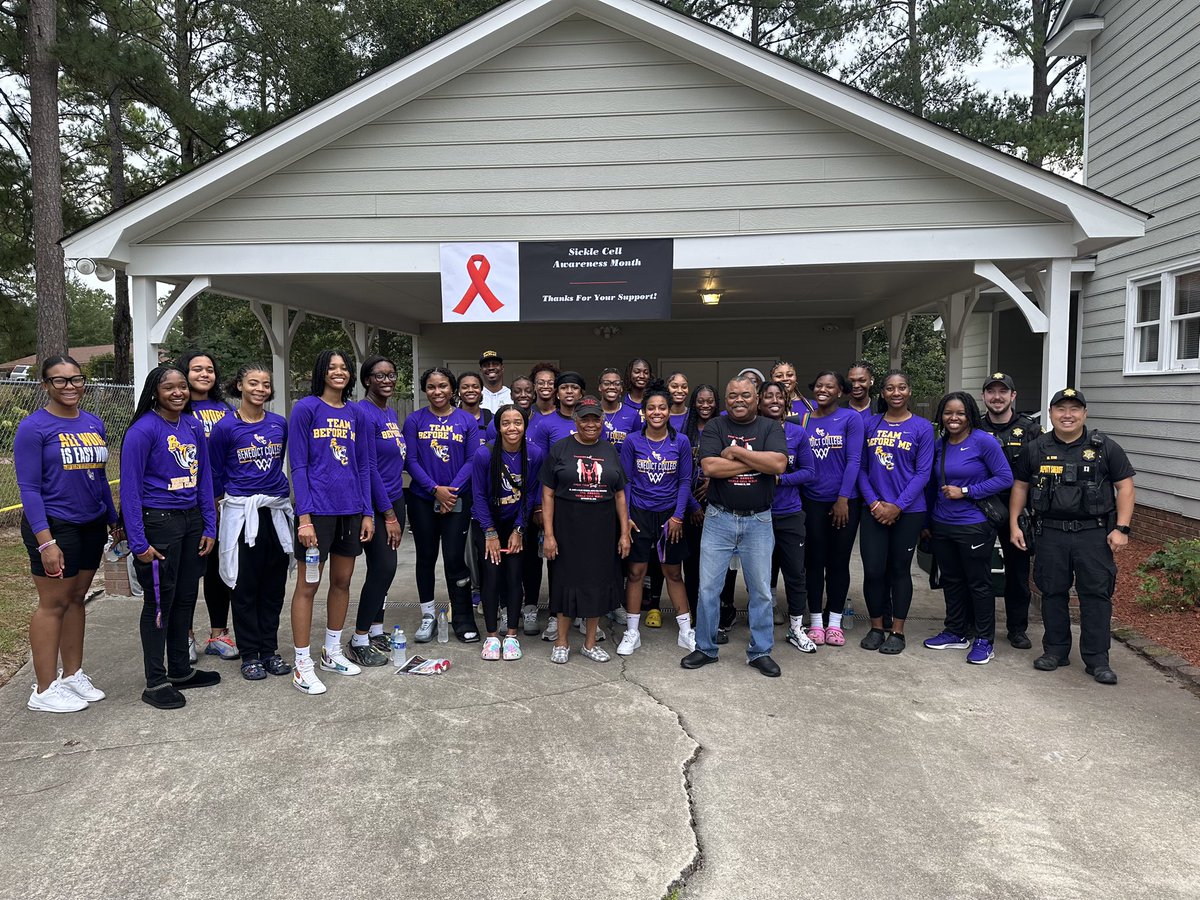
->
<box><xmin>677</xmin><ymin>628</ymin><xmax>697</xmax><ymax>652</ymax></box>
<box><xmin>320</xmin><ymin>647</ymin><xmax>361</xmax><ymax>676</ymax></box>
<box><xmin>616</xmin><ymin>631</ymin><xmax>641</xmax><ymax>657</ymax></box>
<box><xmin>28</xmin><ymin>681</ymin><xmax>88</xmax><ymax>713</ymax></box>
<box><xmin>292</xmin><ymin>657</ymin><xmax>327</xmax><ymax>694</ymax></box>
<box><xmin>576</xmin><ymin>618</ymin><xmax>606</xmax><ymax>641</ymax></box>
<box><xmin>542</xmin><ymin>616</ymin><xmax>559</xmax><ymax>641</ymax></box>
<box><xmin>58</xmin><ymin>668</ymin><xmax>105</xmax><ymax>701</ymax></box>
<box><xmin>611</xmin><ymin>607</ymin><xmax>628</xmax><ymax>625</ymax></box>
<box><xmin>188</xmin><ymin>636</ymin><xmax>198</xmax><ymax>663</ymax></box>
<box><xmin>787</xmin><ymin>626</ymin><xmax>817</xmax><ymax>654</ymax></box>
<box><xmin>498</xmin><ymin>609</ymin><xmax>508</xmax><ymax>633</ymax></box>
<box><xmin>521</xmin><ymin>604</ymin><xmax>539</xmax><ymax>635</ymax></box>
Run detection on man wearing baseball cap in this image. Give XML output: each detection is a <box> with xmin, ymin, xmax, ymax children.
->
<box><xmin>478</xmin><ymin>350</ymin><xmax>511</xmax><ymax>413</ymax></box>
<box><xmin>1009</xmin><ymin>388</ymin><xmax>1136</xmax><ymax>685</ymax></box>
<box><xmin>977</xmin><ymin>372</ymin><xmax>1041</xmax><ymax>649</ymax></box>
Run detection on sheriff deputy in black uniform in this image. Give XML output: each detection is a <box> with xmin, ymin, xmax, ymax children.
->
<box><xmin>978</xmin><ymin>372</ymin><xmax>1041</xmax><ymax>649</ymax></box>
<box><xmin>1009</xmin><ymin>389</ymin><xmax>1135</xmax><ymax>685</ymax></box>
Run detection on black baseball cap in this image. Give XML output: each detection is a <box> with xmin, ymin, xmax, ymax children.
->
<box><xmin>1050</xmin><ymin>388</ymin><xmax>1086</xmax><ymax>407</ymax></box>
<box><xmin>479</xmin><ymin>350</ymin><xmax>503</xmax><ymax>364</ymax></box>
<box><xmin>983</xmin><ymin>372</ymin><xmax>1015</xmax><ymax>391</ymax></box>
<box><xmin>573</xmin><ymin>396</ymin><xmax>603</xmax><ymax>419</ymax></box>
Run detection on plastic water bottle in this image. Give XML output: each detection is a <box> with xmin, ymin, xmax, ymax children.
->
<box><xmin>843</xmin><ymin>601</ymin><xmax>856</xmax><ymax>632</ymax></box>
<box><xmin>391</xmin><ymin>626</ymin><xmax>407</xmax><ymax>667</ymax></box>
<box><xmin>304</xmin><ymin>547</ymin><xmax>320</xmax><ymax>583</ymax></box>
<box><xmin>436</xmin><ymin>608</ymin><xmax>449</xmax><ymax>644</ymax></box>
<box><xmin>538</xmin><ymin>531</ymin><xmax>545</xmax><ymax>558</ymax></box>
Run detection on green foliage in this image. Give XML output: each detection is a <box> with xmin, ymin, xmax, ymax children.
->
<box><xmin>66</xmin><ymin>277</ymin><xmax>115</xmax><ymax>346</ymax></box>
<box><xmin>1137</xmin><ymin>541</ymin><xmax>1200</xmax><ymax>612</ymax></box>
<box><xmin>859</xmin><ymin>314</ymin><xmax>947</xmax><ymax>413</ymax></box>
<box><xmin>83</xmin><ymin>351</ymin><xmax>115</xmax><ymax>380</ymax></box>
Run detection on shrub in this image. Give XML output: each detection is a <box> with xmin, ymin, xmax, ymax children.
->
<box><xmin>1137</xmin><ymin>540</ymin><xmax>1200</xmax><ymax>611</ymax></box>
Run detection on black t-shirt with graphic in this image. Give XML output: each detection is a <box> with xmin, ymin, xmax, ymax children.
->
<box><xmin>698</xmin><ymin>414</ymin><xmax>787</xmax><ymax>512</ymax></box>
<box><xmin>543</xmin><ymin>435</ymin><xmax>627</xmax><ymax>503</ymax></box>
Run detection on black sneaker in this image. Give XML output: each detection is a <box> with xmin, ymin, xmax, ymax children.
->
<box><xmin>142</xmin><ymin>684</ymin><xmax>186</xmax><ymax>709</ymax></box>
<box><xmin>716</xmin><ymin>627</ymin><xmax>730</xmax><ymax>645</ymax></box>
<box><xmin>369</xmin><ymin>633</ymin><xmax>392</xmax><ymax>654</ymax></box>
<box><xmin>345</xmin><ymin>641</ymin><xmax>390</xmax><ymax>667</ymax></box>
<box><xmin>262</xmin><ymin>655</ymin><xmax>292</xmax><ymax>676</ymax></box>
<box><xmin>168</xmin><ymin>668</ymin><xmax>221</xmax><ymax>689</ymax></box>
<box><xmin>1007</xmin><ymin>632</ymin><xmax>1033</xmax><ymax>650</ymax></box>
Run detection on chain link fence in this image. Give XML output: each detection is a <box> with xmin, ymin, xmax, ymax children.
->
<box><xmin>0</xmin><ymin>382</ymin><xmax>135</xmax><ymax>527</ymax></box>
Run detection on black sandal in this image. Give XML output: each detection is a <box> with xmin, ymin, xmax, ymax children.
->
<box><xmin>859</xmin><ymin>628</ymin><xmax>886</xmax><ymax>651</ymax></box>
<box><xmin>879</xmin><ymin>632</ymin><xmax>907</xmax><ymax>655</ymax></box>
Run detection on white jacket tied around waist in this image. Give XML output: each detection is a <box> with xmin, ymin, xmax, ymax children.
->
<box><xmin>219</xmin><ymin>494</ymin><xmax>295</xmax><ymax>587</ymax></box>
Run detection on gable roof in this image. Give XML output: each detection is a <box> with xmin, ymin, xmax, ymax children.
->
<box><xmin>63</xmin><ymin>0</ymin><xmax>1147</xmax><ymax>264</ymax></box>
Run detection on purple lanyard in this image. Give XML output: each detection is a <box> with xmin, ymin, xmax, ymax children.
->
<box><xmin>152</xmin><ymin>558</ymin><xmax>163</xmax><ymax>629</ymax></box>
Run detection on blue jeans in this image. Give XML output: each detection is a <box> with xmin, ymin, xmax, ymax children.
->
<box><xmin>696</xmin><ymin>505</ymin><xmax>776</xmax><ymax>660</ymax></box>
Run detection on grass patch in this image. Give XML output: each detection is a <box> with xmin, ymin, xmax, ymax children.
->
<box><xmin>0</xmin><ymin>528</ymin><xmax>33</xmax><ymax>685</ymax></box>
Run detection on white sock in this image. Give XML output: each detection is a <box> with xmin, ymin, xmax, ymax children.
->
<box><xmin>790</xmin><ymin>615</ymin><xmax>804</xmax><ymax>632</ymax></box>
<box><xmin>295</xmin><ymin>646</ymin><xmax>311</xmax><ymax>662</ymax></box>
<box><xmin>368</xmin><ymin>623</ymin><xmax>384</xmax><ymax>638</ymax></box>
<box><xmin>350</xmin><ymin>633</ymin><xmax>369</xmax><ymax>647</ymax></box>
<box><xmin>676</xmin><ymin>613</ymin><xmax>691</xmax><ymax>631</ymax></box>
<box><xmin>324</xmin><ymin>629</ymin><xmax>341</xmax><ymax>653</ymax></box>
<box><xmin>828</xmin><ymin>612</ymin><xmax>843</xmax><ymax>629</ymax></box>
<box><xmin>420</xmin><ymin>602</ymin><xmax>435</xmax><ymax>617</ymax></box>
<box><xmin>627</xmin><ymin>613</ymin><xmax>641</xmax><ymax>635</ymax></box>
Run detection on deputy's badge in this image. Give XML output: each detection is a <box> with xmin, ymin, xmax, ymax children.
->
<box><xmin>1082</xmin><ymin>448</ymin><xmax>1096</xmax><ymax>461</ymax></box>
<box><xmin>1012</xmin><ymin>427</ymin><xmax>1023</xmax><ymax>437</ymax></box>
<box><xmin>992</xmin><ymin>372</ymin><xmax>1004</xmax><ymax>380</ymax></box>
<box><xmin>1063</xmin><ymin>388</ymin><xmax>1076</xmax><ymax>397</ymax></box>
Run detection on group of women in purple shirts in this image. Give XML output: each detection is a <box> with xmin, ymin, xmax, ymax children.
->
<box><xmin>18</xmin><ymin>350</ymin><xmax>1015</xmax><ymax>712</ymax></box>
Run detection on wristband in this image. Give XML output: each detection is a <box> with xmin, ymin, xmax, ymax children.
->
<box><xmin>870</xmin><ymin>501</ymin><xmax>881</xmax><ymax>510</ymax></box>
<box><xmin>485</xmin><ymin>529</ymin><xmax>499</xmax><ymax>540</ymax></box>
<box><xmin>297</xmin><ymin>524</ymin><xmax>315</xmax><ymax>533</ymax></box>
<box><xmin>37</xmin><ymin>539</ymin><xmax>57</xmax><ymax>553</ymax></box>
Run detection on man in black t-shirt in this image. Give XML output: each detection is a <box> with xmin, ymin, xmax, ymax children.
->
<box><xmin>1009</xmin><ymin>389</ymin><xmax>1135</xmax><ymax>685</ymax></box>
<box><xmin>682</xmin><ymin>376</ymin><xmax>788</xmax><ymax>677</ymax></box>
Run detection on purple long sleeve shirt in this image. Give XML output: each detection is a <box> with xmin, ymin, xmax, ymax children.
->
<box><xmin>358</xmin><ymin>399</ymin><xmax>407</xmax><ymax>508</ymax></box>
<box><xmin>470</xmin><ymin>442</ymin><xmax>544</xmax><ymax>531</ymax></box>
<box><xmin>604</xmin><ymin>405</ymin><xmax>641</xmax><ymax>448</ymax></box>
<box><xmin>929</xmin><ymin>429</ymin><xmax>1014</xmax><ymax>525</ymax></box>
<box><xmin>803</xmin><ymin>407</ymin><xmax>864</xmax><ymax>502</ymax></box>
<box><xmin>858</xmin><ymin>413</ymin><xmax>935</xmax><ymax>513</ymax></box>
<box><xmin>619</xmin><ymin>430</ymin><xmax>693</xmax><ymax>518</ymax></box>
<box><xmin>120</xmin><ymin>413</ymin><xmax>216</xmax><ymax>554</ymax></box>
<box><xmin>402</xmin><ymin>407</ymin><xmax>478</xmax><ymax>501</ymax></box>
<box><xmin>208</xmin><ymin>412</ymin><xmax>289</xmax><ymax>499</ymax></box>
<box><xmin>15</xmin><ymin>408</ymin><xmax>117</xmax><ymax>533</ymax></box>
<box><xmin>528</xmin><ymin>411</ymin><xmax>577</xmax><ymax>459</ymax></box>
<box><xmin>287</xmin><ymin>396</ymin><xmax>373</xmax><ymax>517</ymax></box>
<box><xmin>773</xmin><ymin>421</ymin><xmax>817</xmax><ymax>515</ymax></box>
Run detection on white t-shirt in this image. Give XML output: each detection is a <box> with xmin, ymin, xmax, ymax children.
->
<box><xmin>480</xmin><ymin>385</ymin><xmax>512</xmax><ymax>414</ymax></box>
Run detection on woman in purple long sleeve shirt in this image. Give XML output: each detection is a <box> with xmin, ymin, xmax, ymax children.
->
<box><xmin>18</xmin><ymin>356</ymin><xmax>119</xmax><ymax>713</ymax></box>
<box><xmin>921</xmin><ymin>392</ymin><xmax>1013</xmax><ymax>665</ymax></box>
<box><xmin>856</xmin><ymin>370</ymin><xmax>935</xmax><ymax>655</ymax></box>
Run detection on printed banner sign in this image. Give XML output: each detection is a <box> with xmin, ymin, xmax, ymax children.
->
<box><xmin>518</xmin><ymin>239</ymin><xmax>673</xmax><ymax>322</ymax></box>
<box><xmin>440</xmin><ymin>242</ymin><xmax>520</xmax><ymax>323</ymax></box>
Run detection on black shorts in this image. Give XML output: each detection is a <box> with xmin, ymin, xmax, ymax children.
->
<box><xmin>22</xmin><ymin>514</ymin><xmax>108</xmax><ymax>578</ymax></box>
<box><xmin>628</xmin><ymin>506</ymin><xmax>689</xmax><ymax>566</ymax></box>
<box><xmin>294</xmin><ymin>513</ymin><xmax>364</xmax><ymax>562</ymax></box>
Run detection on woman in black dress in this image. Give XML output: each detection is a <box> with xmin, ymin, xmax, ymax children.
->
<box><xmin>541</xmin><ymin>396</ymin><xmax>631</xmax><ymax>663</ymax></box>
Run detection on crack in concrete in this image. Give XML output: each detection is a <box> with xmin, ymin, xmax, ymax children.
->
<box><xmin>619</xmin><ymin>661</ymin><xmax>705</xmax><ymax>900</ymax></box>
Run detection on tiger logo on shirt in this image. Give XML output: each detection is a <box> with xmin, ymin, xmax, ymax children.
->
<box><xmin>167</xmin><ymin>434</ymin><xmax>198</xmax><ymax>476</ymax></box>
<box><xmin>330</xmin><ymin>438</ymin><xmax>349</xmax><ymax>466</ymax></box>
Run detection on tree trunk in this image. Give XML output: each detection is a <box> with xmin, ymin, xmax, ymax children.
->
<box><xmin>907</xmin><ymin>0</ymin><xmax>923</xmax><ymax>118</ymax></box>
<box><xmin>1027</xmin><ymin>0</ymin><xmax>1052</xmax><ymax>168</ymax></box>
<box><xmin>106</xmin><ymin>16</ymin><xmax>133</xmax><ymax>384</ymax></box>
<box><xmin>27</xmin><ymin>0</ymin><xmax>68</xmax><ymax>361</ymax></box>
<box><xmin>174</xmin><ymin>0</ymin><xmax>201</xmax><ymax>345</ymax></box>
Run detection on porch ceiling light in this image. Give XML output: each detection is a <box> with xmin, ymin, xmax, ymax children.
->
<box><xmin>699</xmin><ymin>289</ymin><xmax>723</xmax><ymax>306</ymax></box>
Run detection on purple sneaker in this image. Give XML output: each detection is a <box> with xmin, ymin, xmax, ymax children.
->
<box><xmin>923</xmin><ymin>631</ymin><xmax>970</xmax><ymax>650</ymax></box>
<box><xmin>966</xmin><ymin>638</ymin><xmax>994</xmax><ymax>665</ymax></box>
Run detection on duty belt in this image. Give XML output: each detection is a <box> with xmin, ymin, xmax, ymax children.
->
<box><xmin>1038</xmin><ymin>517</ymin><xmax>1107</xmax><ymax>533</ymax></box>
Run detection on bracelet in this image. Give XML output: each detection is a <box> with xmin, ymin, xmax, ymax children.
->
<box><xmin>870</xmin><ymin>501</ymin><xmax>882</xmax><ymax>510</ymax></box>
<box><xmin>485</xmin><ymin>529</ymin><xmax>499</xmax><ymax>540</ymax></box>
<box><xmin>37</xmin><ymin>539</ymin><xmax>57</xmax><ymax>553</ymax></box>
<box><xmin>297</xmin><ymin>524</ymin><xmax>315</xmax><ymax>532</ymax></box>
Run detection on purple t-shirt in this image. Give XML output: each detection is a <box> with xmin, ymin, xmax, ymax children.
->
<box><xmin>470</xmin><ymin>442</ymin><xmax>544</xmax><ymax>530</ymax></box>
<box><xmin>619</xmin><ymin>430</ymin><xmax>693</xmax><ymax>518</ymax></box>
<box><xmin>669</xmin><ymin>412</ymin><xmax>688</xmax><ymax>432</ymax></box>
<box><xmin>287</xmin><ymin>396</ymin><xmax>373</xmax><ymax>517</ymax></box>
<box><xmin>529</xmin><ymin>411</ymin><xmax>577</xmax><ymax>458</ymax></box>
<box><xmin>15</xmin><ymin>408</ymin><xmax>117</xmax><ymax>533</ymax></box>
<box><xmin>358</xmin><ymin>399</ymin><xmax>407</xmax><ymax>507</ymax></box>
<box><xmin>803</xmin><ymin>407</ymin><xmax>864</xmax><ymax>502</ymax></box>
<box><xmin>190</xmin><ymin>398</ymin><xmax>231</xmax><ymax>440</ymax></box>
<box><xmin>858</xmin><ymin>413</ymin><xmax>935</xmax><ymax>513</ymax></box>
<box><xmin>120</xmin><ymin>413</ymin><xmax>216</xmax><ymax>554</ymax></box>
<box><xmin>621</xmin><ymin>394</ymin><xmax>646</xmax><ymax>424</ymax></box>
<box><xmin>402</xmin><ymin>407</ymin><xmax>478</xmax><ymax>502</ymax></box>
<box><xmin>603</xmin><ymin>405</ymin><xmax>640</xmax><ymax>448</ymax></box>
<box><xmin>773</xmin><ymin>421</ymin><xmax>816</xmax><ymax>516</ymax></box>
<box><xmin>929</xmin><ymin>429</ymin><xmax>1014</xmax><ymax>525</ymax></box>
<box><xmin>209</xmin><ymin>411</ymin><xmax>288</xmax><ymax>499</ymax></box>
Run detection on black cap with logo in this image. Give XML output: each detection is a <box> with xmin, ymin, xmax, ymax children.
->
<box><xmin>1050</xmin><ymin>388</ymin><xmax>1087</xmax><ymax>407</ymax></box>
<box><xmin>983</xmin><ymin>372</ymin><xmax>1015</xmax><ymax>391</ymax></box>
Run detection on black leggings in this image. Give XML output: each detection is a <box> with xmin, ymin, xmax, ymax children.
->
<box><xmin>472</xmin><ymin>519</ymin><xmax>523</xmax><ymax>633</ymax></box>
<box><xmin>683</xmin><ymin>516</ymin><xmax>703</xmax><ymax>609</ymax></box>
<box><xmin>229</xmin><ymin>508</ymin><xmax>290</xmax><ymax>660</ymax></box>
<box><xmin>356</xmin><ymin>499</ymin><xmax>406</xmax><ymax>632</ymax></box>
<box><xmin>859</xmin><ymin>510</ymin><xmax>924</xmax><ymax>623</ymax></box>
<box><xmin>932</xmin><ymin>521</ymin><xmax>996</xmax><ymax>640</ymax></box>
<box><xmin>202</xmin><ymin>546</ymin><xmax>231</xmax><ymax>630</ymax></box>
<box><xmin>406</xmin><ymin>495</ymin><xmax>474</xmax><ymax>634</ymax></box>
<box><xmin>804</xmin><ymin>498</ymin><xmax>861</xmax><ymax>617</ymax></box>
<box><xmin>770</xmin><ymin>511</ymin><xmax>808</xmax><ymax>617</ymax></box>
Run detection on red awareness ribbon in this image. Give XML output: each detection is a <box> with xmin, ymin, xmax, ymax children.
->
<box><xmin>452</xmin><ymin>254</ymin><xmax>505</xmax><ymax>315</ymax></box>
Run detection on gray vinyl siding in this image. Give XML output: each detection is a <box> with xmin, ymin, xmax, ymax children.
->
<box><xmin>960</xmin><ymin>311</ymin><xmax>992</xmax><ymax>391</ymax></box>
<box><xmin>1078</xmin><ymin>0</ymin><xmax>1200</xmax><ymax>519</ymax></box>
<box><xmin>143</xmin><ymin>15</ymin><xmax>1058</xmax><ymax>246</ymax></box>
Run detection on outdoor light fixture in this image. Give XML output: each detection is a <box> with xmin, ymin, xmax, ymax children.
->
<box><xmin>73</xmin><ymin>258</ymin><xmax>116</xmax><ymax>281</ymax></box>
<box><xmin>74</xmin><ymin>258</ymin><xmax>96</xmax><ymax>275</ymax></box>
<box><xmin>699</xmin><ymin>289</ymin><xmax>723</xmax><ymax>306</ymax></box>
<box><xmin>94</xmin><ymin>264</ymin><xmax>115</xmax><ymax>282</ymax></box>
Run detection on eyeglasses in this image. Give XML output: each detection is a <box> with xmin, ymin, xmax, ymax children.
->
<box><xmin>370</xmin><ymin>372</ymin><xmax>398</xmax><ymax>382</ymax></box>
<box><xmin>47</xmin><ymin>375</ymin><xmax>87</xmax><ymax>388</ymax></box>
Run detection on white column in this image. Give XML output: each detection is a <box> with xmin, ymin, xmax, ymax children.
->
<box><xmin>887</xmin><ymin>314</ymin><xmax>909</xmax><ymax>371</ymax></box>
<box><xmin>253</xmin><ymin>302</ymin><xmax>304</xmax><ymax>415</ymax></box>
<box><xmin>940</xmin><ymin>290</ymin><xmax>977</xmax><ymax>395</ymax></box>
<box><xmin>411</xmin><ymin>333</ymin><xmax>421</xmax><ymax>406</ymax></box>
<box><xmin>131</xmin><ymin>276</ymin><xmax>159</xmax><ymax>390</ymax></box>
<box><xmin>1040</xmin><ymin>257</ymin><xmax>1073</xmax><ymax>417</ymax></box>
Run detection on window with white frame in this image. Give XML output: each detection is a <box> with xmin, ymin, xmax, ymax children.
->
<box><xmin>1126</xmin><ymin>264</ymin><xmax>1200</xmax><ymax>373</ymax></box>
